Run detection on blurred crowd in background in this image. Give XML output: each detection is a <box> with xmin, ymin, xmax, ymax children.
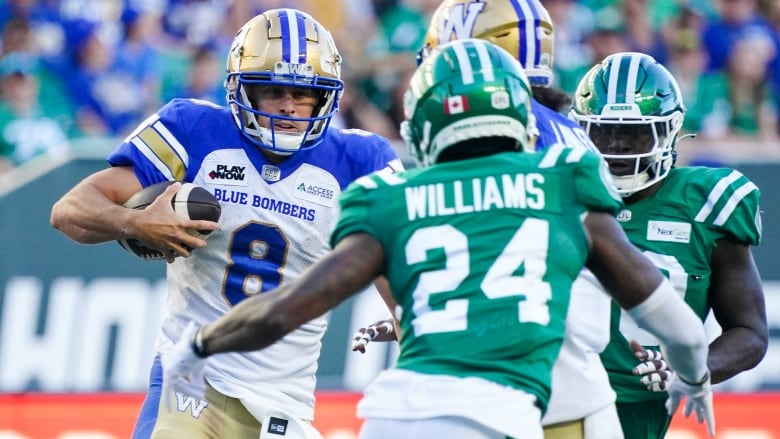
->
<box><xmin>1</xmin><ymin>0</ymin><xmax>780</xmax><ymax>174</ymax></box>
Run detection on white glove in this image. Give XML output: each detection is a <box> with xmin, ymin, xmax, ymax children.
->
<box><xmin>631</xmin><ymin>340</ymin><xmax>676</xmax><ymax>392</ymax></box>
<box><xmin>351</xmin><ymin>319</ymin><xmax>395</xmax><ymax>353</ymax></box>
<box><xmin>666</xmin><ymin>372</ymin><xmax>716</xmax><ymax>437</ymax></box>
<box><xmin>161</xmin><ymin>321</ymin><xmax>207</xmax><ymax>410</ymax></box>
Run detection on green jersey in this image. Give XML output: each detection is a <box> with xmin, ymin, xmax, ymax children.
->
<box><xmin>332</xmin><ymin>145</ymin><xmax>622</xmax><ymax>409</ymax></box>
<box><xmin>601</xmin><ymin>166</ymin><xmax>762</xmax><ymax>403</ymax></box>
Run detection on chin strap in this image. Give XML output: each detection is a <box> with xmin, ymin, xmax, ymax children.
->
<box><xmin>613</xmin><ymin>172</ymin><xmax>651</xmax><ymax>197</ymax></box>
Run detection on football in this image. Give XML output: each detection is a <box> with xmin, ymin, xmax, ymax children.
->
<box><xmin>117</xmin><ymin>181</ymin><xmax>221</xmax><ymax>260</ymax></box>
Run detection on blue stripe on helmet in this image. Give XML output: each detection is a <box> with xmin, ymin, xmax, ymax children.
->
<box><xmin>280</xmin><ymin>10</ymin><xmax>291</xmax><ymax>62</ymax></box>
<box><xmin>511</xmin><ymin>0</ymin><xmax>542</xmax><ymax>68</ymax></box>
<box><xmin>294</xmin><ymin>10</ymin><xmax>307</xmax><ymax>63</ymax></box>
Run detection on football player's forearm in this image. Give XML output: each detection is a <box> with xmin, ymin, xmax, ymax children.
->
<box><xmin>707</xmin><ymin>326</ymin><xmax>768</xmax><ymax>384</ymax></box>
<box><xmin>201</xmin><ymin>233</ymin><xmax>386</xmax><ymax>355</ymax></box>
<box><xmin>627</xmin><ymin>278</ymin><xmax>709</xmax><ymax>384</ymax></box>
<box><xmin>57</xmin><ymin>223</ymin><xmax>118</xmax><ymax>244</ymax></box>
<box><xmin>51</xmin><ymin>189</ymin><xmax>139</xmax><ymax>244</ymax></box>
<box><xmin>201</xmin><ymin>290</ymin><xmax>292</xmax><ymax>354</ymax></box>
<box><xmin>201</xmin><ymin>275</ymin><xmax>366</xmax><ymax>354</ymax></box>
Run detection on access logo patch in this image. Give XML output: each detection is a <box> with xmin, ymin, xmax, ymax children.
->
<box><xmin>294</xmin><ymin>180</ymin><xmax>337</xmax><ymax>207</ymax></box>
<box><xmin>291</xmin><ymin>167</ymin><xmax>340</xmax><ymax>207</ymax></box>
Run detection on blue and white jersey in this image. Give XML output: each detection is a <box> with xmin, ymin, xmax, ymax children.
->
<box><xmin>109</xmin><ymin>98</ymin><xmax>402</xmax><ymax>421</ymax></box>
<box><xmin>531</xmin><ymin>98</ymin><xmax>617</xmax><ymax>425</ymax></box>
<box><xmin>532</xmin><ymin>98</ymin><xmax>596</xmax><ymax>152</ymax></box>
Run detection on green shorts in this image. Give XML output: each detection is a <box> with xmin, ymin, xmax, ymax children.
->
<box><xmin>616</xmin><ymin>398</ymin><xmax>671</xmax><ymax>439</ymax></box>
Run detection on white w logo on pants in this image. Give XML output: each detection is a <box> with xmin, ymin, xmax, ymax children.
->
<box><xmin>176</xmin><ymin>393</ymin><xmax>209</xmax><ymax>418</ymax></box>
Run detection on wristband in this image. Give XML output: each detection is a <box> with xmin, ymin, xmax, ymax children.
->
<box><xmin>191</xmin><ymin>327</ymin><xmax>210</xmax><ymax>358</ymax></box>
<box><xmin>679</xmin><ymin>370</ymin><xmax>709</xmax><ymax>386</ymax></box>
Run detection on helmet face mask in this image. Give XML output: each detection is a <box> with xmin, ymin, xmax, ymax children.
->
<box><xmin>421</xmin><ymin>0</ymin><xmax>555</xmax><ymax>87</ymax></box>
<box><xmin>402</xmin><ymin>38</ymin><xmax>536</xmax><ymax>167</ymax></box>
<box><xmin>569</xmin><ymin>52</ymin><xmax>685</xmax><ymax>196</ymax></box>
<box><xmin>225</xmin><ymin>9</ymin><xmax>343</xmax><ymax>155</ymax></box>
<box><xmin>587</xmin><ymin>123</ymin><xmax>659</xmax><ymax>158</ymax></box>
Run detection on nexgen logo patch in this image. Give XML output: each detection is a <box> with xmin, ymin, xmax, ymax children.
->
<box><xmin>647</xmin><ymin>220</ymin><xmax>691</xmax><ymax>243</ymax></box>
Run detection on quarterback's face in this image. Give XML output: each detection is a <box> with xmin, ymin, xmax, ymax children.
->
<box><xmin>249</xmin><ymin>85</ymin><xmax>320</xmax><ymax>133</ymax></box>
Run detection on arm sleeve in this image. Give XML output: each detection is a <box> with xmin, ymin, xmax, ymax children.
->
<box><xmin>627</xmin><ymin>277</ymin><xmax>709</xmax><ymax>383</ymax></box>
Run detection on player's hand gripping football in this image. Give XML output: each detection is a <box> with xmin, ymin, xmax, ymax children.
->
<box><xmin>136</xmin><ymin>183</ymin><xmax>216</xmax><ymax>261</ymax></box>
<box><xmin>351</xmin><ymin>319</ymin><xmax>396</xmax><ymax>353</ymax></box>
<box><xmin>162</xmin><ymin>321</ymin><xmax>207</xmax><ymax>409</ymax></box>
<box><xmin>631</xmin><ymin>340</ymin><xmax>676</xmax><ymax>391</ymax></box>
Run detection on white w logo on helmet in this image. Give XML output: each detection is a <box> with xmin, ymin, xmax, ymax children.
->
<box><xmin>436</xmin><ymin>2</ymin><xmax>486</xmax><ymax>43</ymax></box>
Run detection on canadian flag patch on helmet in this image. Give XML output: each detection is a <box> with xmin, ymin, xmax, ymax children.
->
<box><xmin>444</xmin><ymin>95</ymin><xmax>469</xmax><ymax>114</ymax></box>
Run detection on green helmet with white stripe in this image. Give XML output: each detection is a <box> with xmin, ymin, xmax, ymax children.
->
<box><xmin>401</xmin><ymin>38</ymin><xmax>536</xmax><ymax>167</ymax></box>
<box><xmin>569</xmin><ymin>52</ymin><xmax>685</xmax><ymax>197</ymax></box>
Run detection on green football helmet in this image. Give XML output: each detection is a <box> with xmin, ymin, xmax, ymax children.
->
<box><xmin>401</xmin><ymin>38</ymin><xmax>536</xmax><ymax>167</ymax></box>
<box><xmin>569</xmin><ymin>52</ymin><xmax>685</xmax><ymax>196</ymax></box>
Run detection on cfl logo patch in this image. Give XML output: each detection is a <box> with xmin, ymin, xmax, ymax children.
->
<box><xmin>262</xmin><ymin>164</ymin><xmax>281</xmax><ymax>182</ymax></box>
<box><xmin>491</xmin><ymin>91</ymin><xmax>510</xmax><ymax>109</ymax></box>
<box><xmin>267</xmin><ymin>417</ymin><xmax>289</xmax><ymax>435</ymax></box>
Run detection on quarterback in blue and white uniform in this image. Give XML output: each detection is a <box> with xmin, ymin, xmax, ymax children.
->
<box><xmin>51</xmin><ymin>8</ymin><xmax>401</xmax><ymax>439</ymax></box>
